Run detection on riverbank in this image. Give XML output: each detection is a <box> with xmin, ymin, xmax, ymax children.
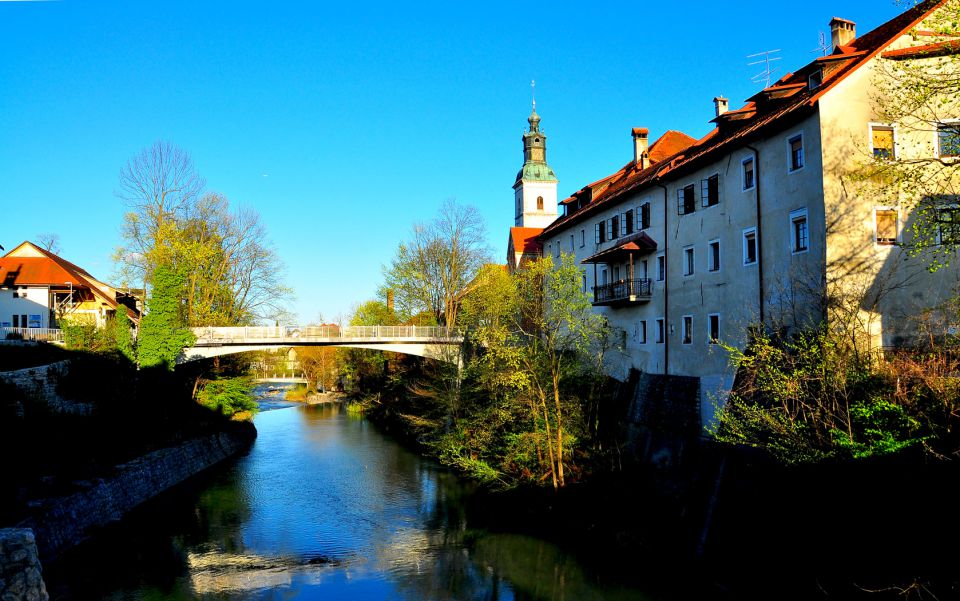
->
<box><xmin>1</xmin><ymin>347</ymin><xmax>260</xmax><ymax>566</ymax></box>
<box><xmin>352</xmin><ymin>381</ymin><xmax>960</xmax><ymax>600</ymax></box>
<box><xmin>20</xmin><ymin>423</ymin><xmax>256</xmax><ymax>563</ymax></box>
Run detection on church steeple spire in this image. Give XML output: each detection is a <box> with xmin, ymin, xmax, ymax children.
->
<box><xmin>513</xmin><ymin>83</ymin><xmax>558</xmax><ymax>228</ymax></box>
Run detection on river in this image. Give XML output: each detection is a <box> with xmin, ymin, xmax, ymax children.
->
<box><xmin>43</xmin><ymin>389</ymin><xmax>659</xmax><ymax>600</ymax></box>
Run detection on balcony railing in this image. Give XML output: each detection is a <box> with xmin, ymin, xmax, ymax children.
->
<box><xmin>0</xmin><ymin>327</ymin><xmax>64</xmax><ymax>343</ymax></box>
<box><xmin>592</xmin><ymin>278</ymin><xmax>653</xmax><ymax>306</ymax></box>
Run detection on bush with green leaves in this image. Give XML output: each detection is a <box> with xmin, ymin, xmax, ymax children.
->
<box><xmin>196</xmin><ymin>377</ymin><xmax>258</xmax><ymax>417</ymax></box>
<box><xmin>713</xmin><ymin>326</ymin><xmax>947</xmax><ymax>464</ymax></box>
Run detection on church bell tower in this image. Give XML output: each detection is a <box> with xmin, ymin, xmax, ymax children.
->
<box><xmin>513</xmin><ymin>87</ymin><xmax>558</xmax><ymax>228</ymax></box>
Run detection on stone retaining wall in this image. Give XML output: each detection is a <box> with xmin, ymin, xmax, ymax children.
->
<box><xmin>0</xmin><ymin>528</ymin><xmax>48</xmax><ymax>601</ymax></box>
<box><xmin>18</xmin><ymin>427</ymin><xmax>255</xmax><ymax>562</ymax></box>
<box><xmin>0</xmin><ymin>361</ymin><xmax>93</xmax><ymax>417</ymax></box>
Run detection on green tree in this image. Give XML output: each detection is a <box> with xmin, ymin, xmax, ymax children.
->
<box><xmin>452</xmin><ymin>256</ymin><xmax>608</xmax><ymax>488</ymax></box>
<box><xmin>514</xmin><ymin>253</ymin><xmax>608</xmax><ymax>488</ymax></box>
<box><xmin>381</xmin><ymin>199</ymin><xmax>491</xmax><ymax>327</ymax></box>
<box><xmin>137</xmin><ymin>264</ymin><xmax>195</xmax><ymax>370</ymax></box>
<box><xmin>115</xmin><ymin>142</ymin><xmax>291</xmax><ymax>326</ymax></box>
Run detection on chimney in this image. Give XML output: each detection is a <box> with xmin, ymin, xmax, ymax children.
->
<box><xmin>632</xmin><ymin>127</ymin><xmax>650</xmax><ymax>169</ymax></box>
<box><xmin>713</xmin><ymin>96</ymin><xmax>729</xmax><ymax>118</ymax></box>
<box><xmin>830</xmin><ymin>17</ymin><xmax>856</xmax><ymax>51</ymax></box>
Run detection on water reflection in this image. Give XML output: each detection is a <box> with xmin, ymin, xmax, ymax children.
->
<box><xmin>45</xmin><ymin>403</ymin><xmax>654</xmax><ymax>600</ymax></box>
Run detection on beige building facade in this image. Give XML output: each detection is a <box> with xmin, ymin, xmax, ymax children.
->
<box><xmin>535</xmin><ymin>1</ymin><xmax>960</xmax><ymax>427</ymax></box>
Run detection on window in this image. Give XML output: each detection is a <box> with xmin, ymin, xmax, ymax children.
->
<box><xmin>608</xmin><ymin>217</ymin><xmax>617</xmax><ymax>240</ymax></box>
<box><xmin>601</xmin><ymin>268</ymin><xmax>608</xmax><ymax>285</ymax></box>
<box><xmin>708</xmin><ymin>239</ymin><xmax>720</xmax><ymax>272</ymax></box>
<box><xmin>580</xmin><ymin>229</ymin><xmax>585</xmax><ymax>248</ymax></box>
<box><xmin>554</xmin><ymin>242</ymin><xmax>560</xmax><ymax>258</ymax></box>
<box><xmin>547</xmin><ymin>243</ymin><xmax>552</xmax><ymax>257</ymax></box>
<box><xmin>682</xmin><ymin>315</ymin><xmax>693</xmax><ymax>345</ymax></box>
<box><xmin>638</xmin><ymin>320</ymin><xmax>647</xmax><ymax>344</ymax></box>
<box><xmin>656</xmin><ymin>318</ymin><xmax>665</xmax><ymax>343</ymax></box>
<box><xmin>790</xmin><ymin>208</ymin><xmax>809</xmax><ymax>254</ymax></box>
<box><xmin>657</xmin><ymin>254</ymin><xmax>665</xmax><ymax>281</ymax></box>
<box><xmin>582</xmin><ymin>274</ymin><xmax>588</xmax><ymax>293</ymax></box>
<box><xmin>683</xmin><ymin>246</ymin><xmax>695</xmax><ymax>276</ymax></box>
<box><xmin>788</xmin><ymin>134</ymin><xmax>804</xmax><ymax>172</ymax></box>
<box><xmin>743</xmin><ymin>227</ymin><xmax>758</xmax><ymax>265</ymax></box>
<box><xmin>678</xmin><ymin>184</ymin><xmax>696</xmax><ymax>215</ymax></box>
<box><xmin>938</xmin><ymin>123</ymin><xmax>960</xmax><ymax>157</ymax></box>
<box><xmin>876</xmin><ymin>208</ymin><xmax>898</xmax><ymax>245</ymax></box>
<box><xmin>708</xmin><ymin>314</ymin><xmax>720</xmax><ymax>344</ymax></box>
<box><xmin>742</xmin><ymin>157</ymin><xmax>755</xmax><ymax>190</ymax></box>
<box><xmin>641</xmin><ymin>259</ymin><xmax>649</xmax><ymax>279</ymax></box>
<box><xmin>537</xmin><ymin>196</ymin><xmax>544</xmax><ymax>210</ymax></box>
<box><xmin>808</xmin><ymin>69</ymin><xmax>823</xmax><ymax>89</ymax></box>
<box><xmin>624</xmin><ymin>210</ymin><xmax>634</xmax><ymax>235</ymax></box>
<box><xmin>871</xmin><ymin>125</ymin><xmax>895</xmax><ymax>160</ymax></box>
<box><xmin>516</xmin><ymin>197</ymin><xmax>522</xmax><ymax>218</ymax></box>
<box><xmin>701</xmin><ymin>174</ymin><xmax>720</xmax><ymax>207</ymax></box>
<box><xmin>613</xmin><ymin>265</ymin><xmax>620</xmax><ymax>281</ymax></box>
<box><xmin>938</xmin><ymin>206</ymin><xmax>960</xmax><ymax>244</ymax></box>
<box><xmin>639</xmin><ymin>202</ymin><xmax>651</xmax><ymax>230</ymax></box>
<box><xmin>570</xmin><ymin>234</ymin><xmax>575</xmax><ymax>252</ymax></box>
<box><xmin>595</xmin><ymin>221</ymin><xmax>606</xmax><ymax>243</ymax></box>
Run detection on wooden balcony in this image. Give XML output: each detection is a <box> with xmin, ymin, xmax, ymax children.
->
<box><xmin>592</xmin><ymin>278</ymin><xmax>653</xmax><ymax>307</ymax></box>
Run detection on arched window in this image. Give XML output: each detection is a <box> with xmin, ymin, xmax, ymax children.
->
<box><xmin>537</xmin><ymin>196</ymin><xmax>544</xmax><ymax>210</ymax></box>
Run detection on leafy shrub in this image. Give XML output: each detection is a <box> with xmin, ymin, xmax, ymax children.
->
<box><xmin>197</xmin><ymin>377</ymin><xmax>258</xmax><ymax>418</ymax></box>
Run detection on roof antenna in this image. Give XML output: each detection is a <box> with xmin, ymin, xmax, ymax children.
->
<box><xmin>812</xmin><ymin>32</ymin><xmax>830</xmax><ymax>56</ymax></box>
<box><xmin>531</xmin><ymin>79</ymin><xmax>536</xmax><ymax>111</ymax></box>
<box><xmin>747</xmin><ymin>49</ymin><xmax>782</xmax><ymax>88</ymax></box>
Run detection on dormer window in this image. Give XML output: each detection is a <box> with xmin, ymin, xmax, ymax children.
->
<box><xmin>808</xmin><ymin>69</ymin><xmax>823</xmax><ymax>89</ymax></box>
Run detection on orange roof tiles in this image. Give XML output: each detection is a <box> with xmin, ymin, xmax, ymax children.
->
<box><xmin>539</xmin><ymin>0</ymin><xmax>947</xmax><ymax>240</ymax></box>
<box><xmin>1</xmin><ymin>241</ymin><xmax>139</xmax><ymax>321</ymax></box>
<box><xmin>509</xmin><ymin>227</ymin><xmax>544</xmax><ymax>255</ymax></box>
<box><xmin>882</xmin><ymin>39</ymin><xmax>960</xmax><ymax>59</ymax></box>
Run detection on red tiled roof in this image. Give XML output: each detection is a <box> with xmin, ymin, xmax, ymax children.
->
<box><xmin>0</xmin><ymin>257</ymin><xmax>86</xmax><ymax>287</ymax></box>
<box><xmin>882</xmin><ymin>39</ymin><xmax>960</xmax><ymax>59</ymax></box>
<box><xmin>582</xmin><ymin>231</ymin><xmax>659</xmax><ymax>264</ymax></box>
<box><xmin>509</xmin><ymin>227</ymin><xmax>544</xmax><ymax>255</ymax></box>
<box><xmin>0</xmin><ymin>241</ymin><xmax>139</xmax><ymax>321</ymax></box>
<box><xmin>539</xmin><ymin>0</ymin><xmax>948</xmax><ymax>240</ymax></box>
<box><xmin>649</xmin><ymin>130</ymin><xmax>698</xmax><ymax>162</ymax></box>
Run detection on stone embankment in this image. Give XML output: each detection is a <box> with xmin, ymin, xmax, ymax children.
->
<box><xmin>0</xmin><ymin>361</ymin><xmax>93</xmax><ymax>417</ymax></box>
<box><xmin>18</xmin><ymin>426</ymin><xmax>255</xmax><ymax>562</ymax></box>
<box><xmin>0</xmin><ymin>529</ymin><xmax>48</xmax><ymax>601</ymax></box>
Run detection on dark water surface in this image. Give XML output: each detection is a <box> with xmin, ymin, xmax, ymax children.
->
<box><xmin>44</xmin><ymin>396</ymin><xmax>658</xmax><ymax>600</ymax></box>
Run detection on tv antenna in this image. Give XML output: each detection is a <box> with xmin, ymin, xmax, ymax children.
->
<box><xmin>812</xmin><ymin>32</ymin><xmax>830</xmax><ymax>56</ymax></box>
<box><xmin>747</xmin><ymin>49</ymin><xmax>781</xmax><ymax>88</ymax></box>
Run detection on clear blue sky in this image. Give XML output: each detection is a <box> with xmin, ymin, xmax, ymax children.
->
<box><xmin>0</xmin><ymin>0</ymin><xmax>906</xmax><ymax>323</ymax></box>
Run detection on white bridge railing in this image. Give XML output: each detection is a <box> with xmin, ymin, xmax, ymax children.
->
<box><xmin>190</xmin><ymin>325</ymin><xmax>460</xmax><ymax>345</ymax></box>
<box><xmin>0</xmin><ymin>327</ymin><xmax>65</xmax><ymax>343</ymax></box>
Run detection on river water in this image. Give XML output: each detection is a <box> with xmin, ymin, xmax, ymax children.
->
<box><xmin>44</xmin><ymin>390</ymin><xmax>658</xmax><ymax>600</ymax></box>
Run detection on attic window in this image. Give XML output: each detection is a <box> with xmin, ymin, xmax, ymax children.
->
<box><xmin>808</xmin><ymin>70</ymin><xmax>823</xmax><ymax>89</ymax></box>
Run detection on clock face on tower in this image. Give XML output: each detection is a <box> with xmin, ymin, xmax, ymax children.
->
<box><xmin>531</xmin><ymin>148</ymin><xmax>544</xmax><ymax>161</ymax></box>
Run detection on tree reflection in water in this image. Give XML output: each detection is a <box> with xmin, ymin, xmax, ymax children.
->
<box><xmin>44</xmin><ymin>403</ymin><xmax>654</xmax><ymax>600</ymax></box>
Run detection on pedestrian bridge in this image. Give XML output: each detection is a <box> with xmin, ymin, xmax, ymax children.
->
<box><xmin>182</xmin><ymin>325</ymin><xmax>463</xmax><ymax>364</ymax></box>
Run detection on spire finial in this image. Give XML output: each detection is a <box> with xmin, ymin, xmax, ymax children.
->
<box><xmin>531</xmin><ymin>79</ymin><xmax>536</xmax><ymax>111</ymax></box>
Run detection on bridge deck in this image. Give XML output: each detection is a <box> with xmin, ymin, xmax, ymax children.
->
<box><xmin>190</xmin><ymin>325</ymin><xmax>462</xmax><ymax>346</ymax></box>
